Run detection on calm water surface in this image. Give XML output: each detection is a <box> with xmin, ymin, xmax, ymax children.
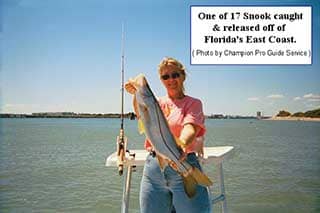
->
<box><xmin>0</xmin><ymin>118</ymin><xmax>319</xmax><ymax>212</ymax></box>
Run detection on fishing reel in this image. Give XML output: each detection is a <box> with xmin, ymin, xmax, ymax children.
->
<box><xmin>117</xmin><ymin>129</ymin><xmax>127</xmax><ymax>176</ymax></box>
<box><xmin>117</xmin><ymin>129</ymin><xmax>136</xmax><ymax>175</ymax></box>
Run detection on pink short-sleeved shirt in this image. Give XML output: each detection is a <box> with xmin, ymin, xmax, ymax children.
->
<box><xmin>145</xmin><ymin>95</ymin><xmax>206</xmax><ymax>153</ymax></box>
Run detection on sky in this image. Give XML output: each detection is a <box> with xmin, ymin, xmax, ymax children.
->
<box><xmin>1</xmin><ymin>0</ymin><xmax>319</xmax><ymax>116</ymax></box>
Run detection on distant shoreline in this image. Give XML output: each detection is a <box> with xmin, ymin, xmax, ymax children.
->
<box><xmin>264</xmin><ymin>116</ymin><xmax>320</xmax><ymax>122</ymax></box>
<box><xmin>0</xmin><ymin>112</ymin><xmax>136</xmax><ymax>119</ymax></box>
<box><xmin>0</xmin><ymin>113</ymin><xmax>260</xmax><ymax>119</ymax></box>
<box><xmin>2</xmin><ymin>113</ymin><xmax>319</xmax><ymax>122</ymax></box>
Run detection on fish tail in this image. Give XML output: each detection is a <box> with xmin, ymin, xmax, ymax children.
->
<box><xmin>138</xmin><ymin>119</ymin><xmax>145</xmax><ymax>134</ymax></box>
<box><xmin>182</xmin><ymin>167</ymin><xmax>213</xmax><ymax>198</ymax></box>
<box><xmin>182</xmin><ymin>175</ymin><xmax>197</xmax><ymax>198</ymax></box>
<box><xmin>190</xmin><ymin>167</ymin><xmax>213</xmax><ymax>187</ymax></box>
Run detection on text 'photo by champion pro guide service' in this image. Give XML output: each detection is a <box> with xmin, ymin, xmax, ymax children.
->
<box><xmin>129</xmin><ymin>74</ymin><xmax>213</xmax><ymax>198</ymax></box>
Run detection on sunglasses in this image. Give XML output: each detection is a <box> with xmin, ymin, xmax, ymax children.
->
<box><xmin>161</xmin><ymin>72</ymin><xmax>181</xmax><ymax>80</ymax></box>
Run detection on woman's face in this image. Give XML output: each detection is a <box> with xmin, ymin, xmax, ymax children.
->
<box><xmin>160</xmin><ymin>65</ymin><xmax>185</xmax><ymax>93</ymax></box>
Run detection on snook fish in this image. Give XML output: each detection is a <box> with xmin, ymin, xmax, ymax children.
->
<box><xmin>130</xmin><ymin>74</ymin><xmax>213</xmax><ymax>198</ymax></box>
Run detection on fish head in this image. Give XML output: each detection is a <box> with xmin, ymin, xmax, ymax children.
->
<box><xmin>131</xmin><ymin>74</ymin><xmax>154</xmax><ymax>103</ymax></box>
<box><xmin>130</xmin><ymin>74</ymin><xmax>157</xmax><ymax>132</ymax></box>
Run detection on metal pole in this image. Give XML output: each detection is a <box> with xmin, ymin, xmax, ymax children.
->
<box><xmin>121</xmin><ymin>165</ymin><xmax>133</xmax><ymax>213</ymax></box>
<box><xmin>218</xmin><ymin>163</ymin><xmax>228</xmax><ymax>213</ymax></box>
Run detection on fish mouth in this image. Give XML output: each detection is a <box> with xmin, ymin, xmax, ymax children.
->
<box><xmin>134</xmin><ymin>74</ymin><xmax>147</xmax><ymax>87</ymax></box>
<box><xmin>133</xmin><ymin>74</ymin><xmax>153</xmax><ymax>98</ymax></box>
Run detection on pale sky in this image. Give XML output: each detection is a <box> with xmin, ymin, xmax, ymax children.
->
<box><xmin>1</xmin><ymin>0</ymin><xmax>319</xmax><ymax>116</ymax></box>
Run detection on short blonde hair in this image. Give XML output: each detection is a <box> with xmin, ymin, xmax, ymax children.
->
<box><xmin>158</xmin><ymin>57</ymin><xmax>186</xmax><ymax>77</ymax></box>
<box><xmin>158</xmin><ymin>57</ymin><xmax>186</xmax><ymax>92</ymax></box>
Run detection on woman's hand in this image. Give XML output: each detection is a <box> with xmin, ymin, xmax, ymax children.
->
<box><xmin>124</xmin><ymin>80</ymin><xmax>137</xmax><ymax>95</ymax></box>
<box><xmin>125</xmin><ymin>79</ymin><xmax>139</xmax><ymax>118</ymax></box>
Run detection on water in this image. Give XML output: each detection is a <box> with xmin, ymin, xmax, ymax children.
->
<box><xmin>0</xmin><ymin>118</ymin><xmax>319</xmax><ymax>212</ymax></box>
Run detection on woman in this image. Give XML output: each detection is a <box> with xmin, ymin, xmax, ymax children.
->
<box><xmin>125</xmin><ymin>57</ymin><xmax>211</xmax><ymax>213</ymax></box>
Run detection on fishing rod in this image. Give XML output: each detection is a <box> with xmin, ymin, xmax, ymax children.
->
<box><xmin>117</xmin><ymin>24</ymin><xmax>126</xmax><ymax>176</ymax></box>
<box><xmin>116</xmin><ymin>24</ymin><xmax>136</xmax><ymax>213</ymax></box>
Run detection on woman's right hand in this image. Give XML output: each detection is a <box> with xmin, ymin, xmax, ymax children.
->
<box><xmin>125</xmin><ymin>80</ymin><xmax>139</xmax><ymax>118</ymax></box>
<box><xmin>124</xmin><ymin>80</ymin><xmax>137</xmax><ymax>95</ymax></box>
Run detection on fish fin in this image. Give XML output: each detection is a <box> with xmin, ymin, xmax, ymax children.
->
<box><xmin>157</xmin><ymin>156</ymin><xmax>168</xmax><ymax>171</ymax></box>
<box><xmin>190</xmin><ymin>167</ymin><xmax>213</xmax><ymax>187</ymax></box>
<box><xmin>138</xmin><ymin>119</ymin><xmax>145</xmax><ymax>134</ymax></box>
<box><xmin>182</xmin><ymin>175</ymin><xmax>197</xmax><ymax>198</ymax></box>
<box><xmin>179</xmin><ymin>152</ymin><xmax>187</xmax><ymax>163</ymax></box>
